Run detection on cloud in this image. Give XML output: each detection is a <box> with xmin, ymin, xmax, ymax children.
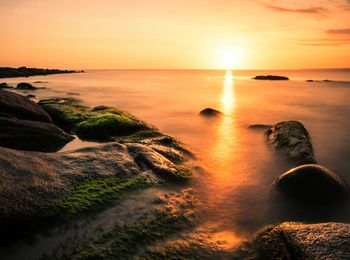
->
<box><xmin>298</xmin><ymin>38</ymin><xmax>350</xmax><ymax>46</ymax></box>
<box><xmin>262</xmin><ymin>3</ymin><xmax>329</xmax><ymax>15</ymax></box>
<box><xmin>327</xmin><ymin>28</ymin><xmax>350</xmax><ymax>35</ymax></box>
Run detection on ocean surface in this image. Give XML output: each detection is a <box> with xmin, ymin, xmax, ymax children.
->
<box><xmin>2</xmin><ymin>69</ymin><xmax>350</xmax><ymax>257</ymax></box>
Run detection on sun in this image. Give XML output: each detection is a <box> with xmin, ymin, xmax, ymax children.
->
<box><xmin>215</xmin><ymin>47</ymin><xmax>245</xmax><ymax>70</ymax></box>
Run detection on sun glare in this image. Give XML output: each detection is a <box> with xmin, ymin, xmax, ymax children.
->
<box><xmin>215</xmin><ymin>47</ymin><xmax>245</xmax><ymax>70</ymax></box>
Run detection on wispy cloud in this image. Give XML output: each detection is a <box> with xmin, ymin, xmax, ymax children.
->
<box><xmin>299</xmin><ymin>38</ymin><xmax>350</xmax><ymax>46</ymax></box>
<box><xmin>327</xmin><ymin>28</ymin><xmax>350</xmax><ymax>35</ymax></box>
<box><xmin>262</xmin><ymin>3</ymin><xmax>329</xmax><ymax>16</ymax></box>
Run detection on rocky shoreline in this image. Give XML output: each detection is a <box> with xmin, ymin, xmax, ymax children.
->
<box><xmin>0</xmin><ymin>66</ymin><xmax>82</xmax><ymax>78</ymax></box>
<box><xmin>0</xmin><ymin>87</ymin><xmax>349</xmax><ymax>259</ymax></box>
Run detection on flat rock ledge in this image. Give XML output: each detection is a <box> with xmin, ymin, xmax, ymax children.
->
<box><xmin>242</xmin><ymin>222</ymin><xmax>350</xmax><ymax>259</ymax></box>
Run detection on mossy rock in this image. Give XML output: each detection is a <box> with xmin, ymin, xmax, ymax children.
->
<box><xmin>44</xmin><ymin>176</ymin><xmax>150</xmax><ymax>217</ymax></box>
<box><xmin>39</xmin><ymin>98</ymin><xmax>89</xmax><ymax>131</ymax></box>
<box><xmin>39</xmin><ymin>99</ymin><xmax>152</xmax><ymax>141</ymax></box>
<box><xmin>75</xmin><ymin>113</ymin><xmax>149</xmax><ymax>141</ymax></box>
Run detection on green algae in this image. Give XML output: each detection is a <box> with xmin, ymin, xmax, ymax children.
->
<box><xmin>55</xmin><ymin>176</ymin><xmax>149</xmax><ymax>215</ymax></box>
<box><xmin>65</xmin><ymin>196</ymin><xmax>197</xmax><ymax>259</ymax></box>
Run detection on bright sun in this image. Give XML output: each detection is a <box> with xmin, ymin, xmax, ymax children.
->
<box><xmin>215</xmin><ymin>47</ymin><xmax>245</xmax><ymax>70</ymax></box>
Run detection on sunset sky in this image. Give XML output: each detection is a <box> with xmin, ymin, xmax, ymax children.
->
<box><xmin>1</xmin><ymin>0</ymin><xmax>350</xmax><ymax>70</ymax></box>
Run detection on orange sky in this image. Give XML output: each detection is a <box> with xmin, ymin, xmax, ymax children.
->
<box><xmin>1</xmin><ymin>0</ymin><xmax>350</xmax><ymax>70</ymax></box>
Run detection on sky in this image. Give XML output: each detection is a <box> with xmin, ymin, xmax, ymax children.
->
<box><xmin>0</xmin><ymin>0</ymin><xmax>349</xmax><ymax>70</ymax></box>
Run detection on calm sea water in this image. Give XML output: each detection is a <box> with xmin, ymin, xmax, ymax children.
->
<box><xmin>3</xmin><ymin>69</ymin><xmax>350</xmax><ymax>255</ymax></box>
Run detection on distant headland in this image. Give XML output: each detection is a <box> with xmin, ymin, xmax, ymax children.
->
<box><xmin>0</xmin><ymin>66</ymin><xmax>84</xmax><ymax>78</ymax></box>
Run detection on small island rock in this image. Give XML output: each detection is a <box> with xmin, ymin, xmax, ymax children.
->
<box><xmin>252</xmin><ymin>75</ymin><xmax>289</xmax><ymax>80</ymax></box>
<box><xmin>199</xmin><ymin>108</ymin><xmax>223</xmax><ymax>117</ymax></box>
<box><xmin>16</xmin><ymin>82</ymin><xmax>37</xmax><ymax>90</ymax></box>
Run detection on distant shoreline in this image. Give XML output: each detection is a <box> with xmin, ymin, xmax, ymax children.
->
<box><xmin>0</xmin><ymin>67</ymin><xmax>84</xmax><ymax>78</ymax></box>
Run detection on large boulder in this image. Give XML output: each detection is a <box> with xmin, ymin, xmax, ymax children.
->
<box><xmin>0</xmin><ymin>117</ymin><xmax>73</xmax><ymax>152</ymax></box>
<box><xmin>0</xmin><ymin>132</ymin><xmax>193</xmax><ymax>226</ymax></box>
<box><xmin>0</xmin><ymin>89</ymin><xmax>52</xmax><ymax>123</ymax></box>
<box><xmin>271</xmin><ymin>164</ymin><xmax>349</xmax><ymax>203</ymax></box>
<box><xmin>265</xmin><ymin>121</ymin><xmax>316</xmax><ymax>166</ymax></box>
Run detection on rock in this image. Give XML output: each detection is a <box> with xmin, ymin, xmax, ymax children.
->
<box><xmin>199</xmin><ymin>108</ymin><xmax>223</xmax><ymax>117</ymax></box>
<box><xmin>0</xmin><ymin>117</ymin><xmax>73</xmax><ymax>152</ymax></box>
<box><xmin>39</xmin><ymin>99</ymin><xmax>152</xmax><ymax>140</ymax></box>
<box><xmin>16</xmin><ymin>82</ymin><xmax>37</xmax><ymax>90</ymax></box>
<box><xmin>265</xmin><ymin>121</ymin><xmax>316</xmax><ymax>166</ymax></box>
<box><xmin>248</xmin><ymin>124</ymin><xmax>272</xmax><ymax>130</ymax></box>
<box><xmin>26</xmin><ymin>94</ymin><xmax>36</xmax><ymax>99</ymax></box>
<box><xmin>0</xmin><ymin>82</ymin><xmax>13</xmax><ymax>89</ymax></box>
<box><xmin>0</xmin><ymin>133</ymin><xmax>193</xmax><ymax>224</ymax></box>
<box><xmin>252</xmin><ymin>75</ymin><xmax>289</xmax><ymax>80</ymax></box>
<box><xmin>32</xmin><ymin>81</ymin><xmax>49</xmax><ymax>83</ymax></box>
<box><xmin>306</xmin><ymin>80</ymin><xmax>314</xmax><ymax>82</ymax></box>
<box><xmin>0</xmin><ymin>89</ymin><xmax>52</xmax><ymax>123</ymax></box>
<box><xmin>272</xmin><ymin>164</ymin><xmax>349</xmax><ymax>203</ymax></box>
<box><xmin>248</xmin><ymin>222</ymin><xmax>350</xmax><ymax>259</ymax></box>
<box><xmin>0</xmin><ymin>66</ymin><xmax>81</xmax><ymax>78</ymax></box>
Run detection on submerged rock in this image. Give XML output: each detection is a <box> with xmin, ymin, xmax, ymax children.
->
<box><xmin>265</xmin><ymin>121</ymin><xmax>316</xmax><ymax>166</ymax></box>
<box><xmin>0</xmin><ymin>82</ymin><xmax>13</xmax><ymax>89</ymax></box>
<box><xmin>199</xmin><ymin>108</ymin><xmax>223</xmax><ymax>117</ymax></box>
<box><xmin>16</xmin><ymin>82</ymin><xmax>38</xmax><ymax>90</ymax></box>
<box><xmin>248</xmin><ymin>124</ymin><xmax>272</xmax><ymax>130</ymax></box>
<box><xmin>271</xmin><ymin>164</ymin><xmax>349</xmax><ymax>203</ymax></box>
<box><xmin>39</xmin><ymin>99</ymin><xmax>153</xmax><ymax>140</ymax></box>
<box><xmin>244</xmin><ymin>222</ymin><xmax>350</xmax><ymax>259</ymax></box>
<box><xmin>0</xmin><ymin>89</ymin><xmax>52</xmax><ymax>123</ymax></box>
<box><xmin>0</xmin><ymin>117</ymin><xmax>73</xmax><ymax>152</ymax></box>
<box><xmin>252</xmin><ymin>75</ymin><xmax>289</xmax><ymax>80</ymax></box>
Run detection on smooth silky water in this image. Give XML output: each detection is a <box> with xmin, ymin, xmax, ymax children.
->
<box><xmin>2</xmin><ymin>69</ymin><xmax>350</xmax><ymax>258</ymax></box>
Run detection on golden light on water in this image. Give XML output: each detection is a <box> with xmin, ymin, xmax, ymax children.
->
<box><xmin>221</xmin><ymin>70</ymin><xmax>234</xmax><ymax>115</ymax></box>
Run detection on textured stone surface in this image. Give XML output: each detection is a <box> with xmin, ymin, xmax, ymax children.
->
<box><xmin>281</xmin><ymin>222</ymin><xmax>350</xmax><ymax>259</ymax></box>
<box><xmin>266</xmin><ymin>121</ymin><xmax>316</xmax><ymax>166</ymax></box>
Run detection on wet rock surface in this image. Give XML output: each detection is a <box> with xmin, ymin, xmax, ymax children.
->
<box><xmin>0</xmin><ymin>89</ymin><xmax>52</xmax><ymax>122</ymax></box>
<box><xmin>272</xmin><ymin>164</ymin><xmax>349</xmax><ymax>203</ymax></box>
<box><xmin>243</xmin><ymin>222</ymin><xmax>350</xmax><ymax>260</ymax></box>
<box><xmin>0</xmin><ymin>117</ymin><xmax>73</xmax><ymax>152</ymax></box>
<box><xmin>266</xmin><ymin>120</ymin><xmax>317</xmax><ymax>166</ymax></box>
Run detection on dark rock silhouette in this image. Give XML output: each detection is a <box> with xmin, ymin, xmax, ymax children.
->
<box><xmin>0</xmin><ymin>82</ymin><xmax>13</xmax><ymax>89</ymax></box>
<box><xmin>0</xmin><ymin>117</ymin><xmax>73</xmax><ymax>152</ymax></box>
<box><xmin>199</xmin><ymin>108</ymin><xmax>223</xmax><ymax>117</ymax></box>
<box><xmin>248</xmin><ymin>124</ymin><xmax>272</xmax><ymax>130</ymax></box>
<box><xmin>16</xmin><ymin>82</ymin><xmax>37</xmax><ymax>90</ymax></box>
<box><xmin>26</xmin><ymin>94</ymin><xmax>36</xmax><ymax>99</ymax></box>
<box><xmin>252</xmin><ymin>75</ymin><xmax>289</xmax><ymax>80</ymax></box>
<box><xmin>0</xmin><ymin>66</ymin><xmax>81</xmax><ymax>78</ymax></box>
<box><xmin>0</xmin><ymin>89</ymin><xmax>52</xmax><ymax>122</ymax></box>
<box><xmin>272</xmin><ymin>164</ymin><xmax>349</xmax><ymax>203</ymax></box>
<box><xmin>265</xmin><ymin>121</ymin><xmax>316</xmax><ymax>166</ymax></box>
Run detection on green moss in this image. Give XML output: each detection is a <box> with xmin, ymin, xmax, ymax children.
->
<box><xmin>171</xmin><ymin>166</ymin><xmax>192</xmax><ymax>182</ymax></box>
<box><xmin>254</xmin><ymin>224</ymin><xmax>289</xmax><ymax>260</ymax></box>
<box><xmin>75</xmin><ymin>113</ymin><xmax>148</xmax><ymax>140</ymax></box>
<box><xmin>55</xmin><ymin>176</ymin><xmax>149</xmax><ymax>215</ymax></box>
<box><xmin>65</xmin><ymin>202</ymin><xmax>196</xmax><ymax>259</ymax></box>
<box><xmin>122</xmin><ymin>129</ymin><xmax>163</xmax><ymax>142</ymax></box>
<box><xmin>40</xmin><ymin>103</ymin><xmax>88</xmax><ymax>131</ymax></box>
